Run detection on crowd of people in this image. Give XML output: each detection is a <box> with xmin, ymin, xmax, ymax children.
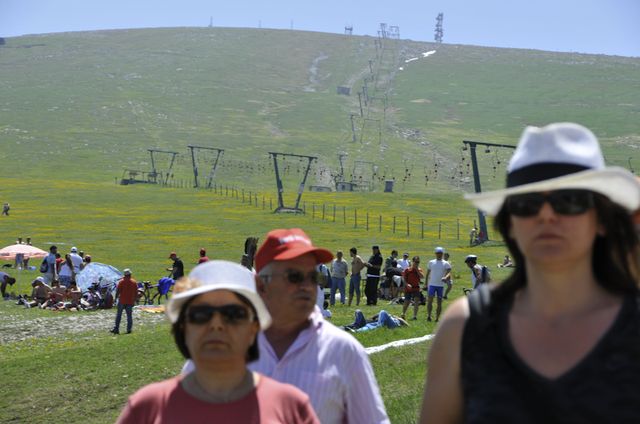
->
<box><xmin>8</xmin><ymin>122</ymin><xmax>640</xmax><ymax>421</ymax></box>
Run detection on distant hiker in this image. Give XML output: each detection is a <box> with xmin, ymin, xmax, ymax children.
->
<box><xmin>167</xmin><ymin>252</ymin><xmax>184</xmax><ymax>279</ymax></box>
<box><xmin>111</xmin><ymin>269</ymin><xmax>137</xmax><ymax>335</ymax></box>
<box><xmin>197</xmin><ymin>248</ymin><xmax>209</xmax><ymax>264</ymax></box>
<box><xmin>464</xmin><ymin>255</ymin><xmax>489</xmax><ymax>289</ymax></box>
<box><xmin>2</xmin><ymin>203</ymin><xmax>9</xmax><ymax>216</ymax></box>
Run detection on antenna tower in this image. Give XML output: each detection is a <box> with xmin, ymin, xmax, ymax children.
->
<box><xmin>344</xmin><ymin>25</ymin><xmax>353</xmax><ymax>35</ymax></box>
<box><xmin>434</xmin><ymin>13</ymin><xmax>444</xmax><ymax>43</ymax></box>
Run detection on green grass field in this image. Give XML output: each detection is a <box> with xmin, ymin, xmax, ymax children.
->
<box><xmin>1</xmin><ymin>26</ymin><xmax>639</xmax><ymax>423</ymax></box>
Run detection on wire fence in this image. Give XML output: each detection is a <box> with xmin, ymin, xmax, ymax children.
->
<box><xmin>116</xmin><ymin>178</ymin><xmax>476</xmax><ymax>242</ymax></box>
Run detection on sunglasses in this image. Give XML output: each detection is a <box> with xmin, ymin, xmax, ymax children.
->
<box><xmin>186</xmin><ymin>304</ymin><xmax>253</xmax><ymax>325</ymax></box>
<box><xmin>263</xmin><ymin>269</ymin><xmax>320</xmax><ymax>285</ymax></box>
<box><xmin>506</xmin><ymin>190</ymin><xmax>595</xmax><ymax>217</ymax></box>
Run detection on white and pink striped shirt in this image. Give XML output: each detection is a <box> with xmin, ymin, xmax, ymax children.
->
<box><xmin>250</xmin><ymin>307</ymin><xmax>390</xmax><ymax>424</ymax></box>
<box><xmin>181</xmin><ymin>308</ymin><xmax>389</xmax><ymax>423</ymax></box>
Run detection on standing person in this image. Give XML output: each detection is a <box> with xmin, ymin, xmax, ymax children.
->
<box><xmin>443</xmin><ymin>252</ymin><xmax>454</xmax><ymax>299</ymax></box>
<box><xmin>348</xmin><ymin>247</ymin><xmax>365</xmax><ymax>306</ymax></box>
<box><xmin>364</xmin><ymin>245</ymin><xmax>383</xmax><ymax>306</ymax></box>
<box><xmin>424</xmin><ymin>247</ymin><xmax>451</xmax><ymax>322</ymax></box>
<box><xmin>168</xmin><ymin>252</ymin><xmax>185</xmax><ymax>280</ymax></box>
<box><xmin>118</xmin><ymin>260</ymin><xmax>319</xmax><ymax>423</ymax></box>
<box><xmin>401</xmin><ymin>256</ymin><xmax>423</xmax><ymax>320</ymax></box>
<box><xmin>40</xmin><ymin>245</ymin><xmax>58</xmax><ymax>284</ymax></box>
<box><xmin>68</xmin><ymin>247</ymin><xmax>83</xmax><ymax>275</ymax></box>
<box><xmin>253</xmin><ymin>229</ymin><xmax>389</xmax><ymax>423</ymax></box>
<box><xmin>464</xmin><ymin>255</ymin><xmax>484</xmax><ymax>289</ymax></box>
<box><xmin>197</xmin><ymin>248</ymin><xmax>209</xmax><ymax>264</ymax></box>
<box><xmin>111</xmin><ymin>269</ymin><xmax>138</xmax><ymax>335</ymax></box>
<box><xmin>2</xmin><ymin>203</ymin><xmax>9</xmax><ymax>216</ymax></box>
<box><xmin>329</xmin><ymin>250</ymin><xmax>348</xmax><ymax>306</ymax></box>
<box><xmin>58</xmin><ymin>254</ymin><xmax>76</xmax><ymax>288</ymax></box>
<box><xmin>398</xmin><ymin>252</ymin><xmax>411</xmax><ymax>271</ymax></box>
<box><xmin>420</xmin><ymin>122</ymin><xmax>640</xmax><ymax>423</ymax></box>
<box><xmin>386</xmin><ymin>260</ymin><xmax>403</xmax><ymax>300</ymax></box>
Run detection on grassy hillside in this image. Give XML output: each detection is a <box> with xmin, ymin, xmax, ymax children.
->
<box><xmin>2</xmin><ymin>28</ymin><xmax>638</xmax><ymax>195</ymax></box>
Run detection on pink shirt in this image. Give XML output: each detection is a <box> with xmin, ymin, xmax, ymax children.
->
<box><xmin>250</xmin><ymin>307</ymin><xmax>390</xmax><ymax>424</ymax></box>
<box><xmin>117</xmin><ymin>374</ymin><xmax>318</xmax><ymax>424</ymax></box>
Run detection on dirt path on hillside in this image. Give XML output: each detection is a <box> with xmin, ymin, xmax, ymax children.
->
<box><xmin>304</xmin><ymin>53</ymin><xmax>329</xmax><ymax>92</ymax></box>
<box><xmin>0</xmin><ymin>304</ymin><xmax>166</xmax><ymax>344</ymax></box>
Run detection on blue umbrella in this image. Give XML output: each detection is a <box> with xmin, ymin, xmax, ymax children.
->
<box><xmin>76</xmin><ymin>262</ymin><xmax>123</xmax><ymax>292</ymax></box>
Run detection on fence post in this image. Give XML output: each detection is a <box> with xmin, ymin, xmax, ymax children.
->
<box><xmin>366</xmin><ymin>212</ymin><xmax>369</xmax><ymax>231</ymax></box>
<box><xmin>322</xmin><ymin>204</ymin><xmax>325</xmax><ymax>221</ymax></box>
<box><xmin>255</xmin><ymin>194</ymin><xmax>258</xmax><ymax>207</ymax></box>
<box><xmin>421</xmin><ymin>219</ymin><xmax>424</xmax><ymax>239</ymax></box>
<box><xmin>354</xmin><ymin>208</ymin><xmax>358</xmax><ymax>228</ymax></box>
<box><xmin>312</xmin><ymin>204</ymin><xmax>315</xmax><ymax>221</ymax></box>
<box><xmin>242</xmin><ymin>189</ymin><xmax>245</xmax><ymax>203</ymax></box>
<box><xmin>393</xmin><ymin>216</ymin><xmax>396</xmax><ymax>233</ymax></box>
<box><xmin>438</xmin><ymin>222</ymin><xmax>442</xmax><ymax>239</ymax></box>
<box><xmin>343</xmin><ymin>206</ymin><xmax>346</xmax><ymax>224</ymax></box>
<box><xmin>406</xmin><ymin>216</ymin><xmax>410</xmax><ymax>237</ymax></box>
<box><xmin>333</xmin><ymin>204</ymin><xmax>336</xmax><ymax>222</ymax></box>
<box><xmin>379</xmin><ymin>215</ymin><xmax>382</xmax><ymax>232</ymax></box>
<box><xmin>457</xmin><ymin>218</ymin><xmax>460</xmax><ymax>240</ymax></box>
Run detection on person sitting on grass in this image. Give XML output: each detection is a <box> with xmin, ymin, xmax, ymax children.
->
<box><xmin>497</xmin><ymin>254</ymin><xmax>514</xmax><ymax>268</ymax></box>
<box><xmin>27</xmin><ymin>277</ymin><xmax>52</xmax><ymax>307</ymax></box>
<box><xmin>343</xmin><ymin>309</ymin><xmax>408</xmax><ymax>333</ymax></box>
<box><xmin>40</xmin><ymin>280</ymin><xmax>67</xmax><ymax>309</ymax></box>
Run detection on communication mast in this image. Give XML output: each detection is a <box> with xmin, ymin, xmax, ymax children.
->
<box><xmin>344</xmin><ymin>25</ymin><xmax>353</xmax><ymax>35</ymax></box>
<box><xmin>434</xmin><ymin>13</ymin><xmax>444</xmax><ymax>43</ymax></box>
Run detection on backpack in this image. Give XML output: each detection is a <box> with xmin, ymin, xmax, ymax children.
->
<box><xmin>39</xmin><ymin>257</ymin><xmax>49</xmax><ymax>273</ymax></box>
<box><xmin>479</xmin><ymin>265</ymin><xmax>491</xmax><ymax>284</ymax></box>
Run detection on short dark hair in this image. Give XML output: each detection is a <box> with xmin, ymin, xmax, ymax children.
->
<box><xmin>49</xmin><ymin>245</ymin><xmax>57</xmax><ymax>252</ymax></box>
<box><xmin>350</xmin><ymin>247</ymin><xmax>357</xmax><ymax>254</ymax></box>
<box><xmin>172</xmin><ymin>292</ymin><xmax>260</xmax><ymax>362</ymax></box>
<box><xmin>493</xmin><ymin>192</ymin><xmax>640</xmax><ymax>301</ymax></box>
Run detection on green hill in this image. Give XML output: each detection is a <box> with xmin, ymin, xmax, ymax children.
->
<box><xmin>2</xmin><ymin>27</ymin><xmax>638</xmax><ymax>194</ymax></box>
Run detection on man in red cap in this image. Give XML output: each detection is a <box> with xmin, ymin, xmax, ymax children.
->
<box><xmin>252</xmin><ymin>228</ymin><xmax>389</xmax><ymax>424</ymax></box>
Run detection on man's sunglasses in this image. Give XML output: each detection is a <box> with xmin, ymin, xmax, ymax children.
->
<box><xmin>262</xmin><ymin>269</ymin><xmax>320</xmax><ymax>285</ymax></box>
<box><xmin>186</xmin><ymin>304</ymin><xmax>253</xmax><ymax>325</ymax></box>
<box><xmin>505</xmin><ymin>190</ymin><xmax>595</xmax><ymax>217</ymax></box>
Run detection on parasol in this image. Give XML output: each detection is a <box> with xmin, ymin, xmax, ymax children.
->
<box><xmin>0</xmin><ymin>244</ymin><xmax>48</xmax><ymax>261</ymax></box>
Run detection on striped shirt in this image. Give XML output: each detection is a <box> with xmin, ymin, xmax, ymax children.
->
<box><xmin>250</xmin><ymin>307</ymin><xmax>390</xmax><ymax>424</ymax></box>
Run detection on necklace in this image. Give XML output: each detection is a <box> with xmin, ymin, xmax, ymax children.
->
<box><xmin>184</xmin><ymin>371</ymin><xmax>256</xmax><ymax>404</ymax></box>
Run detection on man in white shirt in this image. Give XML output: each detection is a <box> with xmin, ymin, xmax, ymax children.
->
<box><xmin>330</xmin><ymin>250</ymin><xmax>349</xmax><ymax>305</ymax></box>
<box><xmin>397</xmin><ymin>252</ymin><xmax>411</xmax><ymax>271</ymax></box>
<box><xmin>68</xmin><ymin>247</ymin><xmax>84</xmax><ymax>273</ymax></box>
<box><xmin>424</xmin><ymin>247</ymin><xmax>451</xmax><ymax>322</ymax></box>
<box><xmin>254</xmin><ymin>228</ymin><xmax>389</xmax><ymax>424</ymax></box>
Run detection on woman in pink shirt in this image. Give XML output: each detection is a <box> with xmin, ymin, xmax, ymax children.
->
<box><xmin>117</xmin><ymin>260</ymin><xmax>319</xmax><ymax>424</ymax></box>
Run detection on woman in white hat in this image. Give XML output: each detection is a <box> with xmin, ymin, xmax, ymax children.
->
<box><xmin>117</xmin><ymin>260</ymin><xmax>319</xmax><ymax>423</ymax></box>
<box><xmin>420</xmin><ymin>123</ymin><xmax>640</xmax><ymax>423</ymax></box>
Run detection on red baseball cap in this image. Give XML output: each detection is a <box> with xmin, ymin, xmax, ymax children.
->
<box><xmin>255</xmin><ymin>228</ymin><xmax>333</xmax><ymax>273</ymax></box>
<box><xmin>169</xmin><ymin>252</ymin><xmax>177</xmax><ymax>258</ymax></box>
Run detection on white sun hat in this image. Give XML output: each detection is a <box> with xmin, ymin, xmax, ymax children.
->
<box><xmin>166</xmin><ymin>260</ymin><xmax>271</xmax><ymax>330</ymax></box>
<box><xmin>465</xmin><ymin>122</ymin><xmax>640</xmax><ymax>216</ymax></box>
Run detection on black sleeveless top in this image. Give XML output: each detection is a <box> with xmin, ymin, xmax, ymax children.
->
<box><xmin>462</xmin><ymin>285</ymin><xmax>640</xmax><ymax>423</ymax></box>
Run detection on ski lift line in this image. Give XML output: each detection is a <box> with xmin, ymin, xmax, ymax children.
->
<box><xmin>462</xmin><ymin>140</ymin><xmax>516</xmax><ymax>244</ymax></box>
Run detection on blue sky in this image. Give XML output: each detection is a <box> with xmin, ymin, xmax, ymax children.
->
<box><xmin>2</xmin><ymin>0</ymin><xmax>639</xmax><ymax>57</ymax></box>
